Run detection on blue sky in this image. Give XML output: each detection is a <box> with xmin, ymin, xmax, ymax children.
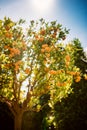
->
<box><xmin>0</xmin><ymin>0</ymin><xmax>87</xmax><ymax>48</ymax></box>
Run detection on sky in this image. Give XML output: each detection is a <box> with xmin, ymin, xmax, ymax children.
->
<box><xmin>0</xmin><ymin>0</ymin><xmax>87</xmax><ymax>48</ymax></box>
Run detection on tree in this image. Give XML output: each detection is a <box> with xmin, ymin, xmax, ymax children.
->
<box><xmin>0</xmin><ymin>17</ymin><xmax>84</xmax><ymax>130</ymax></box>
<box><xmin>54</xmin><ymin>40</ymin><xmax>87</xmax><ymax>130</ymax></box>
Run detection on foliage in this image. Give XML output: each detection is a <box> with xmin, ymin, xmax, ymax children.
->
<box><xmin>32</xmin><ymin>39</ymin><xmax>87</xmax><ymax>130</ymax></box>
<box><xmin>53</xmin><ymin>41</ymin><xmax>87</xmax><ymax>130</ymax></box>
<box><xmin>54</xmin><ymin>77</ymin><xmax>87</xmax><ymax>130</ymax></box>
<box><xmin>0</xmin><ymin>17</ymin><xmax>70</xmax><ymax>108</ymax></box>
<box><xmin>0</xmin><ymin>17</ymin><xmax>87</xmax><ymax>130</ymax></box>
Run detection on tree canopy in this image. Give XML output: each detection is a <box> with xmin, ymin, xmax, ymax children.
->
<box><xmin>0</xmin><ymin>17</ymin><xmax>87</xmax><ymax>130</ymax></box>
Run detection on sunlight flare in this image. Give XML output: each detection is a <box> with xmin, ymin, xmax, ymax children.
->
<box><xmin>30</xmin><ymin>0</ymin><xmax>55</xmax><ymax>15</ymax></box>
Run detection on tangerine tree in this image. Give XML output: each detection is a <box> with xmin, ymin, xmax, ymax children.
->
<box><xmin>0</xmin><ymin>17</ymin><xmax>84</xmax><ymax>130</ymax></box>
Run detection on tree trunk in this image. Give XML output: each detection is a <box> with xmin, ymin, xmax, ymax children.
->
<box><xmin>14</xmin><ymin>112</ymin><xmax>23</xmax><ymax>130</ymax></box>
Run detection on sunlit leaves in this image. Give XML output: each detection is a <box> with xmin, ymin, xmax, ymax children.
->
<box><xmin>0</xmin><ymin>17</ymin><xmax>85</xmax><ymax>116</ymax></box>
<box><xmin>84</xmin><ymin>74</ymin><xmax>87</xmax><ymax>80</ymax></box>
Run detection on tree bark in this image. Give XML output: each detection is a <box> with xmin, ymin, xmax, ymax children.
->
<box><xmin>14</xmin><ymin>112</ymin><xmax>23</xmax><ymax>130</ymax></box>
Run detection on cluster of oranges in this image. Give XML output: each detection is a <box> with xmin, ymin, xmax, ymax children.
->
<box><xmin>49</xmin><ymin>69</ymin><xmax>64</xmax><ymax>75</ymax></box>
<box><xmin>4</xmin><ymin>63</ymin><xmax>12</xmax><ymax>69</ymax></box>
<box><xmin>14</xmin><ymin>60</ymin><xmax>22</xmax><ymax>72</ymax></box>
<box><xmin>49</xmin><ymin>70</ymin><xmax>57</xmax><ymax>75</ymax></box>
<box><xmin>67</xmin><ymin>71</ymin><xmax>78</xmax><ymax>76</ymax></box>
<box><xmin>65</xmin><ymin>55</ymin><xmax>71</xmax><ymax>67</ymax></box>
<box><xmin>35</xmin><ymin>34</ymin><xmax>44</xmax><ymax>42</ymax></box>
<box><xmin>9</xmin><ymin>48</ymin><xmax>20</xmax><ymax>58</ymax></box>
<box><xmin>4</xmin><ymin>46</ymin><xmax>20</xmax><ymax>58</ymax></box>
<box><xmin>75</xmin><ymin>76</ymin><xmax>81</xmax><ymax>82</ymax></box>
<box><xmin>5</xmin><ymin>32</ymin><xmax>13</xmax><ymax>38</ymax></box>
<box><xmin>65</xmin><ymin>55</ymin><xmax>70</xmax><ymax>62</ymax></box>
<box><xmin>57</xmin><ymin>81</ymin><xmax>66</xmax><ymax>87</ymax></box>
<box><xmin>25</xmin><ymin>68</ymin><xmax>30</xmax><ymax>74</ymax></box>
<box><xmin>40</xmin><ymin>29</ymin><xmax>46</xmax><ymax>35</ymax></box>
<box><xmin>41</xmin><ymin>44</ymin><xmax>51</xmax><ymax>53</ymax></box>
<box><xmin>74</xmin><ymin>72</ymin><xmax>81</xmax><ymax>82</ymax></box>
<box><xmin>67</xmin><ymin>71</ymin><xmax>81</xmax><ymax>82</ymax></box>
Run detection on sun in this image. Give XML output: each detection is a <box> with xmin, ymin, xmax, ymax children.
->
<box><xmin>30</xmin><ymin>0</ymin><xmax>55</xmax><ymax>15</ymax></box>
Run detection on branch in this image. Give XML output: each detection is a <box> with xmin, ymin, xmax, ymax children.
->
<box><xmin>81</xmin><ymin>57</ymin><xmax>87</xmax><ymax>64</ymax></box>
<box><xmin>17</xmin><ymin>82</ymin><xmax>22</xmax><ymax>101</ymax></box>
<box><xmin>24</xmin><ymin>102</ymin><xmax>49</xmax><ymax>113</ymax></box>
<box><xmin>20</xmin><ymin>52</ymin><xmax>36</xmax><ymax>84</ymax></box>
<box><xmin>12</xmin><ymin>72</ymin><xmax>17</xmax><ymax>101</ymax></box>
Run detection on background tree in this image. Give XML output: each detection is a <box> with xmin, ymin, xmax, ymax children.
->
<box><xmin>0</xmin><ymin>17</ymin><xmax>84</xmax><ymax>130</ymax></box>
<box><xmin>54</xmin><ymin>40</ymin><xmax>87</xmax><ymax>130</ymax></box>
